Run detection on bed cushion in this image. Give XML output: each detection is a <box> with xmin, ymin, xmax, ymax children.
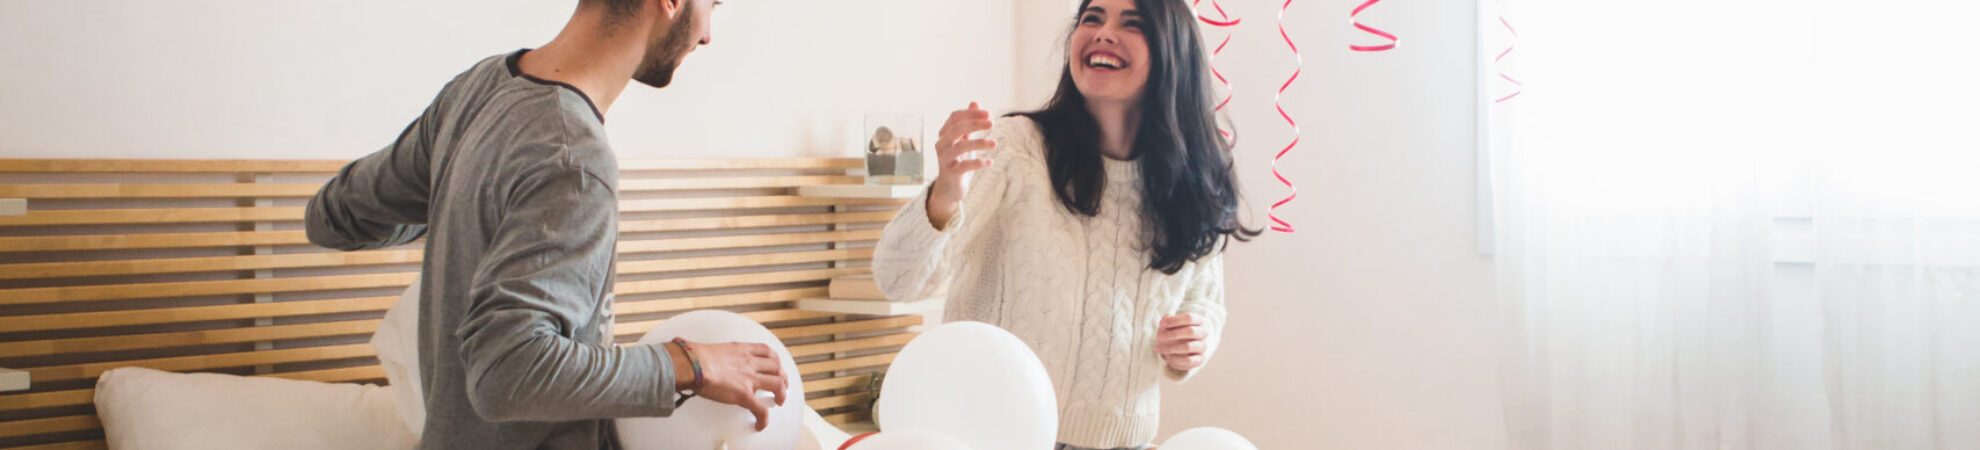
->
<box><xmin>373</xmin><ymin>276</ymin><xmax>425</xmax><ymax>436</ymax></box>
<box><xmin>94</xmin><ymin>367</ymin><xmax>417</xmax><ymax>450</ymax></box>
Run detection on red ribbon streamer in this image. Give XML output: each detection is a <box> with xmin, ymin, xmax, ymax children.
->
<box><xmin>1270</xmin><ymin>0</ymin><xmax>1301</xmax><ymax>233</ymax></box>
<box><xmin>1348</xmin><ymin>0</ymin><xmax>1399</xmax><ymax>52</ymax></box>
<box><xmin>1493</xmin><ymin>14</ymin><xmax>1522</xmax><ymax>103</ymax></box>
<box><xmin>1194</xmin><ymin>0</ymin><xmax>1239</xmax><ymax>144</ymax></box>
<box><xmin>1195</xmin><ymin>0</ymin><xmax>1240</xmax><ymax>27</ymax></box>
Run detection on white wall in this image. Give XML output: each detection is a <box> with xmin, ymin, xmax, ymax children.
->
<box><xmin>1110</xmin><ymin>0</ymin><xmax>1507</xmax><ymax>448</ymax></box>
<box><xmin>1011</xmin><ymin>0</ymin><xmax>1080</xmax><ymax>108</ymax></box>
<box><xmin>0</xmin><ymin>0</ymin><xmax>1019</xmax><ymax>160</ymax></box>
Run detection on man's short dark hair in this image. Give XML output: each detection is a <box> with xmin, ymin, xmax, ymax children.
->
<box><xmin>582</xmin><ymin>0</ymin><xmax>645</xmax><ymax>24</ymax></box>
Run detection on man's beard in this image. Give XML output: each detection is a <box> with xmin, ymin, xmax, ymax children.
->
<box><xmin>632</xmin><ymin>6</ymin><xmax>698</xmax><ymax>88</ymax></box>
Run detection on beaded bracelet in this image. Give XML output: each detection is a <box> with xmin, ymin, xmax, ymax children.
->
<box><xmin>670</xmin><ymin>337</ymin><xmax>704</xmax><ymax>408</ymax></box>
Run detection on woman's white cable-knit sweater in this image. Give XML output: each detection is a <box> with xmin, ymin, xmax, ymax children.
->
<box><xmin>873</xmin><ymin>116</ymin><xmax>1227</xmax><ymax>448</ymax></box>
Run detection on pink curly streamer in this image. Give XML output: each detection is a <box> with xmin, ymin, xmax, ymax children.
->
<box><xmin>1193</xmin><ymin>0</ymin><xmax>1239</xmax><ymax>143</ymax></box>
<box><xmin>1493</xmin><ymin>14</ymin><xmax>1522</xmax><ymax>103</ymax></box>
<box><xmin>1270</xmin><ymin>0</ymin><xmax>1301</xmax><ymax>233</ymax></box>
<box><xmin>1348</xmin><ymin>0</ymin><xmax>1399</xmax><ymax>52</ymax></box>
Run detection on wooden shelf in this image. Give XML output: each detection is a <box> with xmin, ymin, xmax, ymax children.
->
<box><xmin>0</xmin><ymin>198</ymin><xmax>23</xmax><ymax>217</ymax></box>
<box><xmin>796</xmin><ymin>297</ymin><xmax>943</xmax><ymax>316</ymax></box>
<box><xmin>836</xmin><ymin>421</ymin><xmax>879</xmax><ymax>434</ymax></box>
<box><xmin>1</xmin><ymin>367</ymin><xmax>28</xmax><ymax>393</ymax></box>
<box><xmin>797</xmin><ymin>184</ymin><xmax>924</xmax><ymax>199</ymax></box>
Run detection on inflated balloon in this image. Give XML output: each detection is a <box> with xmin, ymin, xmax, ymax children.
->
<box><xmin>842</xmin><ymin>429</ymin><xmax>971</xmax><ymax>450</ymax></box>
<box><xmin>617</xmin><ymin>310</ymin><xmax>804</xmax><ymax>450</ymax></box>
<box><xmin>876</xmin><ymin>321</ymin><xmax>1056</xmax><ymax>450</ymax></box>
<box><xmin>836</xmin><ymin>432</ymin><xmax>877</xmax><ymax>450</ymax></box>
<box><xmin>803</xmin><ymin>407</ymin><xmax>853</xmax><ymax>450</ymax></box>
<box><xmin>1160</xmin><ymin>427</ymin><xmax>1259</xmax><ymax>450</ymax></box>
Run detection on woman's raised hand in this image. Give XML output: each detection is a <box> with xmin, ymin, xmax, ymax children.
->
<box><xmin>926</xmin><ymin>102</ymin><xmax>998</xmax><ymax>229</ymax></box>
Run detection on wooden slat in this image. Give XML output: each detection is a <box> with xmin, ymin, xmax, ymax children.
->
<box><xmin>0</xmin><ymin>169</ymin><xmax>855</xmax><ymax>193</ymax></box>
<box><xmin>0</xmin><ymin>415</ymin><xmax>99</xmax><ymax>439</ymax></box>
<box><xmin>0</xmin><ymin>230</ymin><xmax>310</xmax><ymax>253</ymax></box>
<box><xmin>0</xmin><ymin>272</ymin><xmax>415</xmax><ymax>305</ymax></box>
<box><xmin>619</xmin><ymin>229</ymin><xmax>883</xmax><ymax>254</ymax></box>
<box><xmin>742</xmin><ymin>309</ymin><xmax>838</xmax><ymax>324</ymax></box>
<box><xmin>0</xmin><ymin>196</ymin><xmax>898</xmax><ymax>226</ymax></box>
<box><xmin>617</xmin><ymin>248</ymin><xmax>873</xmax><ymax>276</ymax></box>
<box><xmin>0</xmin><ymin>266</ymin><xmax>858</xmax><ymax>316</ymax></box>
<box><xmin>260</xmin><ymin>366</ymin><xmax>387</xmax><ymax>384</ymax></box>
<box><xmin>620</xmin><ymin>196</ymin><xmax>905</xmax><ymax>213</ymax></box>
<box><xmin>798</xmin><ymin>353</ymin><xmax>898</xmax><ymax>374</ymax></box>
<box><xmin>0</xmin><ymin>211</ymin><xmax>894</xmax><ymax>253</ymax></box>
<box><xmin>821</xmin><ymin>412</ymin><xmax>871</xmax><ymax>426</ymax></box>
<box><xmin>618</xmin><ymin>158</ymin><xmax>861</xmax><ymax>171</ymax></box>
<box><xmin>0</xmin><ymin>389</ymin><xmax>93</xmax><ymax>412</ymax></box>
<box><xmin>0</xmin><ymin>284</ymin><xmax>836</xmax><ymax>336</ymax></box>
<box><xmin>0</xmin><ymin>183</ymin><xmax>320</xmax><ymax>199</ymax></box>
<box><xmin>613</xmin><ymin>287</ymin><xmax>827</xmax><ymax>317</ymax></box>
<box><xmin>0</xmin><ymin>158</ymin><xmax>857</xmax><ymax>174</ymax></box>
<box><xmin>11</xmin><ymin>440</ymin><xmax>106</xmax><ymax>450</ymax></box>
<box><xmin>612</xmin><ymin>308</ymin><xmax>844</xmax><ymax>339</ymax></box>
<box><xmin>803</xmin><ymin>374</ymin><xmax>873</xmax><ymax>394</ymax></box>
<box><xmin>618</xmin><ymin>211</ymin><xmax>894</xmax><ymax>234</ymax></box>
<box><xmin>0</xmin><ymin>159</ymin><xmax>347</xmax><ymax>174</ymax></box>
<box><xmin>0</xmin><ymin>249</ymin><xmax>421</xmax><ymax>280</ymax></box>
<box><xmin>771</xmin><ymin>315</ymin><xmax>924</xmax><ymax>340</ymax></box>
<box><xmin>805</xmin><ymin>392</ymin><xmax>873</xmax><ymax>411</ymax></box>
<box><xmin>614</xmin><ymin>267</ymin><xmax>869</xmax><ymax>296</ymax></box>
<box><xmin>24</xmin><ymin>343</ymin><xmax>375</xmax><ymax>383</ymax></box>
<box><xmin>786</xmin><ymin>334</ymin><xmax>917</xmax><ymax>358</ymax></box>
<box><xmin>618</xmin><ymin>175</ymin><xmax>862</xmax><ymax>192</ymax></box>
<box><xmin>0</xmin><ymin>206</ymin><xmax>303</xmax><ymax>226</ymax></box>
<box><xmin>0</xmin><ymin>296</ymin><xmax>394</xmax><ymax>333</ymax></box>
<box><xmin>0</xmin><ymin>320</ymin><xmax>382</xmax><ymax>359</ymax></box>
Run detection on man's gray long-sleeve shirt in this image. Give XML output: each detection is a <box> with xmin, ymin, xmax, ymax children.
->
<box><xmin>305</xmin><ymin>50</ymin><xmax>675</xmax><ymax>450</ymax></box>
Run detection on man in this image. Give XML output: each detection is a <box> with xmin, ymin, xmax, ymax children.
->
<box><xmin>303</xmin><ymin>0</ymin><xmax>787</xmax><ymax>448</ymax></box>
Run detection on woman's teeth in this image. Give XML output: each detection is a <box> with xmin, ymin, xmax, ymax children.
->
<box><xmin>1088</xmin><ymin>55</ymin><xmax>1124</xmax><ymax>70</ymax></box>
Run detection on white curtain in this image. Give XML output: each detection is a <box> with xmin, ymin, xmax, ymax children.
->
<box><xmin>1485</xmin><ymin>0</ymin><xmax>1980</xmax><ymax>449</ymax></box>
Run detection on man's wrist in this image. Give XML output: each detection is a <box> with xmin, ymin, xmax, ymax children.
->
<box><xmin>664</xmin><ymin>341</ymin><xmax>695</xmax><ymax>391</ymax></box>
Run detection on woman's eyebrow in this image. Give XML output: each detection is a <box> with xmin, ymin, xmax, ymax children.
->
<box><xmin>1083</xmin><ymin>7</ymin><xmax>1141</xmax><ymax>17</ymax></box>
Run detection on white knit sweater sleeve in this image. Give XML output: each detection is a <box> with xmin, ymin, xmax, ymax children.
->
<box><xmin>871</xmin><ymin>117</ymin><xmax>1028</xmax><ymax>302</ymax></box>
<box><xmin>1166</xmin><ymin>251</ymin><xmax>1228</xmax><ymax>382</ymax></box>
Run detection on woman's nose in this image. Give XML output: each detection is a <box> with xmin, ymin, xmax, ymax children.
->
<box><xmin>1093</xmin><ymin>28</ymin><xmax>1119</xmax><ymax>45</ymax></box>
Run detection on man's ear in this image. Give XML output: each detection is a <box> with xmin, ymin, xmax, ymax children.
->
<box><xmin>653</xmin><ymin>0</ymin><xmax>683</xmax><ymax>20</ymax></box>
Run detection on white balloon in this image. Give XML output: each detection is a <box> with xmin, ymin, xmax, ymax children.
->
<box><xmin>876</xmin><ymin>321</ymin><xmax>1056</xmax><ymax>450</ymax></box>
<box><xmin>617</xmin><ymin>310</ymin><xmax>805</xmax><ymax>450</ymax></box>
<box><xmin>800</xmin><ymin>406</ymin><xmax>853</xmax><ymax>450</ymax></box>
<box><xmin>845</xmin><ymin>429</ymin><xmax>972</xmax><ymax>450</ymax></box>
<box><xmin>1160</xmin><ymin>427</ymin><xmax>1258</xmax><ymax>450</ymax></box>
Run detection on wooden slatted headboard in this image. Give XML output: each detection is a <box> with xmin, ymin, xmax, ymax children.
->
<box><xmin>0</xmin><ymin>158</ymin><xmax>915</xmax><ymax>449</ymax></box>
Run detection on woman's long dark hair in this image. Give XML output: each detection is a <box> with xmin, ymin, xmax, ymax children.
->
<box><xmin>1017</xmin><ymin>0</ymin><xmax>1260</xmax><ymax>275</ymax></box>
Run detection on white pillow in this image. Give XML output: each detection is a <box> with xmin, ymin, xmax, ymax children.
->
<box><xmin>94</xmin><ymin>367</ymin><xmax>417</xmax><ymax>450</ymax></box>
<box><xmin>373</xmin><ymin>276</ymin><xmax>425</xmax><ymax>437</ymax></box>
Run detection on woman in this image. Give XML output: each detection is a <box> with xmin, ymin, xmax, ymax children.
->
<box><xmin>873</xmin><ymin>0</ymin><xmax>1258</xmax><ymax>448</ymax></box>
